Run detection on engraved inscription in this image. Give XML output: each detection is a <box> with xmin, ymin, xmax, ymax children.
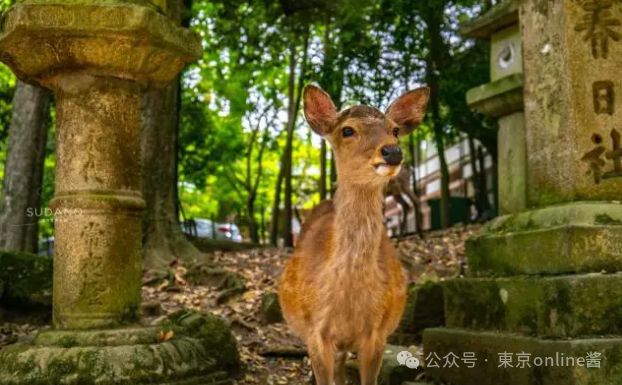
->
<box><xmin>582</xmin><ymin>129</ymin><xmax>622</xmax><ymax>183</ymax></box>
<box><xmin>575</xmin><ymin>0</ymin><xmax>622</xmax><ymax>59</ymax></box>
<box><xmin>604</xmin><ymin>128</ymin><xmax>622</xmax><ymax>178</ymax></box>
<box><xmin>593</xmin><ymin>81</ymin><xmax>615</xmax><ymax>114</ymax></box>
<box><xmin>79</xmin><ymin>222</ymin><xmax>108</xmax><ymax>306</ymax></box>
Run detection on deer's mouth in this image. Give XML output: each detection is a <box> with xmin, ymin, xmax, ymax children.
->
<box><xmin>373</xmin><ymin>163</ymin><xmax>401</xmax><ymax>177</ymax></box>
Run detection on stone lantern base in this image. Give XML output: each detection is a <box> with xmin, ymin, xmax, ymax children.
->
<box><xmin>0</xmin><ymin>311</ymin><xmax>240</xmax><ymax>385</ymax></box>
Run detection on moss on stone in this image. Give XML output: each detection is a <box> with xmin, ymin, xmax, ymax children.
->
<box><xmin>445</xmin><ymin>273</ymin><xmax>622</xmax><ymax>338</ymax></box>
<box><xmin>168</xmin><ymin>309</ymin><xmax>240</xmax><ymax>373</ymax></box>
<box><xmin>595</xmin><ymin>214</ymin><xmax>622</xmax><ymax>225</ymax></box>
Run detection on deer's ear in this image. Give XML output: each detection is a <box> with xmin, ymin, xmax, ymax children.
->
<box><xmin>386</xmin><ymin>87</ymin><xmax>430</xmax><ymax>135</ymax></box>
<box><xmin>304</xmin><ymin>84</ymin><xmax>337</xmax><ymax>136</ymax></box>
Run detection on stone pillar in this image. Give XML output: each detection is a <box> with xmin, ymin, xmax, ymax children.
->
<box><xmin>52</xmin><ymin>75</ymin><xmax>144</xmax><ymax>329</ymax></box>
<box><xmin>462</xmin><ymin>0</ymin><xmax>526</xmax><ymax>215</ymax></box>
<box><xmin>0</xmin><ymin>1</ymin><xmax>240</xmax><ymax>383</ymax></box>
<box><xmin>423</xmin><ymin>1</ymin><xmax>622</xmax><ymax>384</ymax></box>
<box><xmin>0</xmin><ymin>1</ymin><xmax>197</xmax><ymax>330</ymax></box>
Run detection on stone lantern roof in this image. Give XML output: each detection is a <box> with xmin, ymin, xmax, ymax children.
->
<box><xmin>460</xmin><ymin>0</ymin><xmax>519</xmax><ymax>39</ymax></box>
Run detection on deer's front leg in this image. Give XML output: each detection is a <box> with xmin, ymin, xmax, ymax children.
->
<box><xmin>358</xmin><ymin>334</ymin><xmax>384</xmax><ymax>385</ymax></box>
<box><xmin>307</xmin><ymin>333</ymin><xmax>335</xmax><ymax>385</ymax></box>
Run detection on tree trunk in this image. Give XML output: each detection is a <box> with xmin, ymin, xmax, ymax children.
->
<box><xmin>141</xmin><ymin>80</ymin><xmax>202</xmax><ymax>271</ymax></box>
<box><xmin>319</xmin><ymin>139</ymin><xmax>327</xmax><ymax>200</ymax></box>
<box><xmin>408</xmin><ymin>134</ymin><xmax>424</xmax><ymax>237</ymax></box>
<box><xmin>269</xmin><ymin>166</ymin><xmax>283</xmax><ymax>246</ymax></box>
<box><xmin>0</xmin><ymin>81</ymin><xmax>50</xmax><ymax>253</ymax></box>
<box><xmin>467</xmin><ymin>134</ymin><xmax>492</xmax><ymax>219</ymax></box>
<box><xmin>283</xmin><ymin>32</ymin><xmax>309</xmax><ymax>248</ymax></box>
<box><xmin>477</xmin><ymin>145</ymin><xmax>493</xmax><ymax>216</ymax></box>
<box><xmin>425</xmin><ymin>4</ymin><xmax>451</xmax><ymax>229</ymax></box>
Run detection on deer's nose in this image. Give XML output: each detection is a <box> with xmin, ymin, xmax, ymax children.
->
<box><xmin>381</xmin><ymin>145</ymin><xmax>402</xmax><ymax>166</ymax></box>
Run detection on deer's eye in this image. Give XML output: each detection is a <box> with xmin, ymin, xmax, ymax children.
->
<box><xmin>392</xmin><ymin>127</ymin><xmax>400</xmax><ymax>137</ymax></box>
<box><xmin>342</xmin><ymin>126</ymin><xmax>355</xmax><ymax>137</ymax></box>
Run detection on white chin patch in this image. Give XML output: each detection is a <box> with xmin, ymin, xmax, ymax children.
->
<box><xmin>375</xmin><ymin>164</ymin><xmax>400</xmax><ymax>177</ymax></box>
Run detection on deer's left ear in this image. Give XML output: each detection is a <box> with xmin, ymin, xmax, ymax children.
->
<box><xmin>385</xmin><ymin>87</ymin><xmax>430</xmax><ymax>136</ymax></box>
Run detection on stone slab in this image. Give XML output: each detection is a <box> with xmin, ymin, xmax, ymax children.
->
<box><xmin>390</xmin><ymin>282</ymin><xmax>445</xmax><ymax>345</ymax></box>
<box><xmin>467</xmin><ymin>202</ymin><xmax>622</xmax><ymax>276</ymax></box>
<box><xmin>424</xmin><ymin>328</ymin><xmax>622</xmax><ymax>385</ymax></box>
<box><xmin>444</xmin><ymin>273</ymin><xmax>622</xmax><ymax>338</ymax></box>
<box><xmin>461</xmin><ymin>0</ymin><xmax>519</xmax><ymax>39</ymax></box>
<box><xmin>0</xmin><ymin>310</ymin><xmax>240</xmax><ymax>385</ymax></box>
<box><xmin>0</xmin><ymin>2</ymin><xmax>201</xmax><ymax>87</ymax></box>
<box><xmin>466</xmin><ymin>73</ymin><xmax>523</xmax><ymax>117</ymax></box>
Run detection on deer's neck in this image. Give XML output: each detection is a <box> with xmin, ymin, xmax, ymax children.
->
<box><xmin>332</xmin><ymin>183</ymin><xmax>385</xmax><ymax>267</ymax></box>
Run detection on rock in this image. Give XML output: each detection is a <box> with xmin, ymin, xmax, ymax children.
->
<box><xmin>390</xmin><ymin>282</ymin><xmax>445</xmax><ymax>345</ymax></box>
<box><xmin>168</xmin><ymin>309</ymin><xmax>240</xmax><ymax>372</ymax></box>
<box><xmin>0</xmin><ymin>251</ymin><xmax>52</xmax><ymax>309</ymax></box>
<box><xmin>260</xmin><ymin>292</ymin><xmax>283</xmax><ymax>324</ymax></box>
<box><xmin>0</xmin><ymin>309</ymin><xmax>240</xmax><ymax>384</ymax></box>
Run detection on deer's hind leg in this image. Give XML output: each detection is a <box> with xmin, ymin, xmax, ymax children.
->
<box><xmin>358</xmin><ymin>334</ymin><xmax>384</xmax><ymax>385</ymax></box>
<box><xmin>308</xmin><ymin>333</ymin><xmax>336</xmax><ymax>385</ymax></box>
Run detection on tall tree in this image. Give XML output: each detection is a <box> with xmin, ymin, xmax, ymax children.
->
<box><xmin>282</xmin><ymin>31</ymin><xmax>309</xmax><ymax>247</ymax></box>
<box><xmin>0</xmin><ymin>81</ymin><xmax>50</xmax><ymax>253</ymax></box>
<box><xmin>141</xmin><ymin>0</ymin><xmax>202</xmax><ymax>270</ymax></box>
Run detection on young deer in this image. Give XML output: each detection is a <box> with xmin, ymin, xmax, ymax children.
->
<box><xmin>279</xmin><ymin>85</ymin><xmax>429</xmax><ymax>385</ymax></box>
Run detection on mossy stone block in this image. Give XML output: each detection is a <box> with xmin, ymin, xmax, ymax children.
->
<box><xmin>0</xmin><ymin>251</ymin><xmax>52</xmax><ymax>308</ymax></box>
<box><xmin>467</xmin><ymin>202</ymin><xmax>622</xmax><ymax>276</ymax></box>
<box><xmin>0</xmin><ymin>310</ymin><xmax>240</xmax><ymax>384</ymax></box>
<box><xmin>390</xmin><ymin>282</ymin><xmax>445</xmax><ymax>345</ymax></box>
<box><xmin>424</xmin><ymin>328</ymin><xmax>622</xmax><ymax>385</ymax></box>
<box><xmin>444</xmin><ymin>273</ymin><xmax>622</xmax><ymax>338</ymax></box>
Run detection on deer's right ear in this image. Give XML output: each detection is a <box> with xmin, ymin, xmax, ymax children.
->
<box><xmin>304</xmin><ymin>85</ymin><xmax>337</xmax><ymax>136</ymax></box>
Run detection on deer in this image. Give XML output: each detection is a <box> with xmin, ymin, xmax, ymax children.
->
<box><xmin>278</xmin><ymin>84</ymin><xmax>429</xmax><ymax>385</ymax></box>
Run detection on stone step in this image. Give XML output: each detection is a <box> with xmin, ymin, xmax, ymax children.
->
<box><xmin>389</xmin><ymin>282</ymin><xmax>445</xmax><ymax>346</ymax></box>
<box><xmin>423</xmin><ymin>328</ymin><xmax>622</xmax><ymax>385</ymax></box>
<box><xmin>443</xmin><ymin>273</ymin><xmax>622</xmax><ymax>338</ymax></box>
<box><xmin>466</xmin><ymin>202</ymin><xmax>622</xmax><ymax>277</ymax></box>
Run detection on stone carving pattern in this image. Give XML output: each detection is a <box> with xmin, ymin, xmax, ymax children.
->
<box><xmin>582</xmin><ymin>129</ymin><xmax>622</xmax><ymax>183</ymax></box>
<box><xmin>79</xmin><ymin>221</ymin><xmax>109</xmax><ymax>307</ymax></box>
<box><xmin>574</xmin><ymin>0</ymin><xmax>621</xmax><ymax>59</ymax></box>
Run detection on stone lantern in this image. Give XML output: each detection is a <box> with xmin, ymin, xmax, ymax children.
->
<box><xmin>462</xmin><ymin>0</ymin><xmax>526</xmax><ymax>215</ymax></box>
<box><xmin>423</xmin><ymin>0</ymin><xmax>622</xmax><ymax>384</ymax></box>
<box><xmin>0</xmin><ymin>0</ymin><xmax>239</xmax><ymax>383</ymax></box>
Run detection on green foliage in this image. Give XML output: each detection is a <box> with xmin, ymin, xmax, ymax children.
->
<box><xmin>0</xmin><ymin>0</ymin><xmax>495</xmax><ymax>241</ymax></box>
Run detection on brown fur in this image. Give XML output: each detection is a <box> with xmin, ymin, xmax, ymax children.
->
<box><xmin>279</xmin><ymin>85</ymin><xmax>429</xmax><ymax>385</ymax></box>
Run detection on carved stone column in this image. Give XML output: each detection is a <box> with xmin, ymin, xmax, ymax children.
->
<box><xmin>423</xmin><ymin>1</ymin><xmax>622</xmax><ymax>384</ymax></box>
<box><xmin>0</xmin><ymin>1</ymin><xmax>240</xmax><ymax>383</ymax></box>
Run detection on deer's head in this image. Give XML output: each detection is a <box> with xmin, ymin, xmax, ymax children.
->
<box><xmin>303</xmin><ymin>85</ymin><xmax>429</xmax><ymax>187</ymax></box>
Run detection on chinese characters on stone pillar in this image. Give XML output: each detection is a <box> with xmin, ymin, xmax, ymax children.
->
<box><xmin>577</xmin><ymin>1</ymin><xmax>622</xmax><ymax>184</ymax></box>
